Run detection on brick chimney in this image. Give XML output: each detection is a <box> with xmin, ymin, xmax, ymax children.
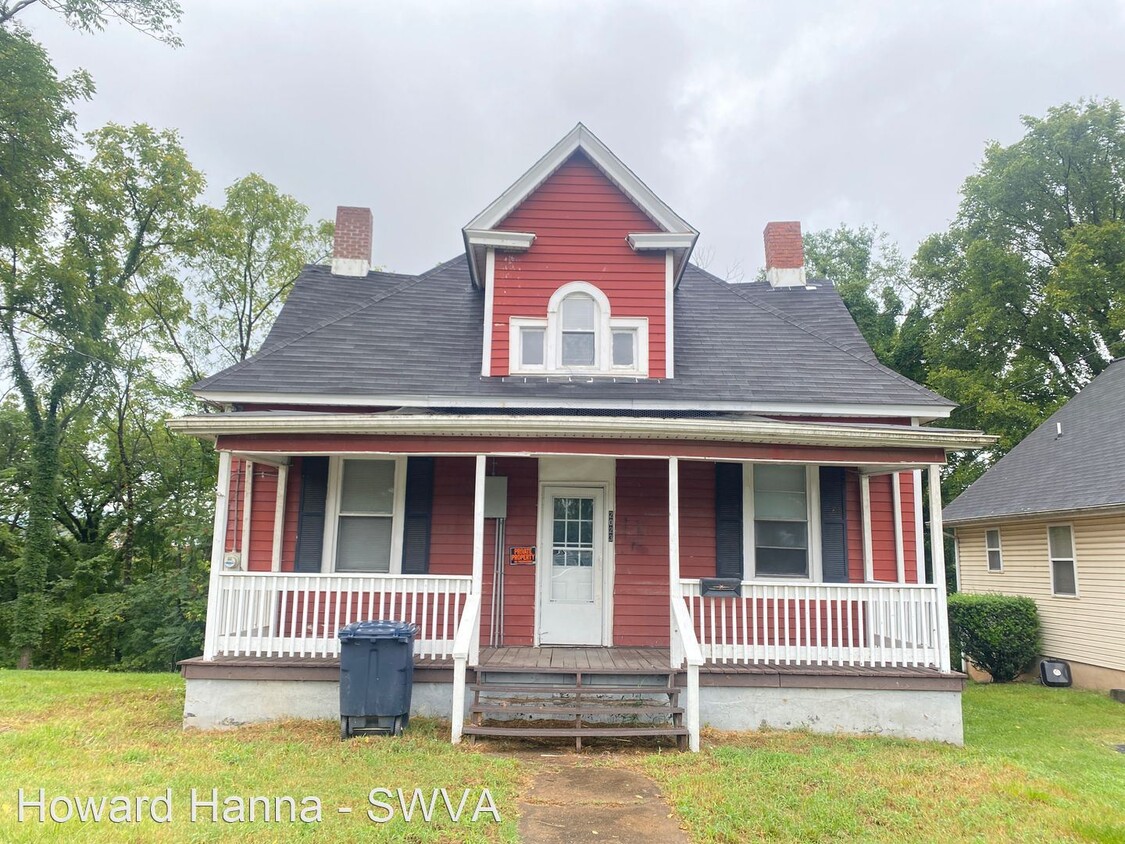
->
<box><xmin>331</xmin><ymin>206</ymin><xmax>372</xmax><ymax>277</ymax></box>
<box><xmin>763</xmin><ymin>221</ymin><xmax>807</xmax><ymax>288</ymax></box>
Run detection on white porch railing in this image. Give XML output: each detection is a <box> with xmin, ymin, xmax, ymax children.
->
<box><xmin>670</xmin><ymin>594</ymin><xmax>703</xmax><ymax>752</ymax></box>
<box><xmin>680</xmin><ymin>580</ymin><xmax>942</xmax><ymax>669</ymax></box>
<box><xmin>206</xmin><ymin>572</ymin><xmax>474</xmax><ymax>660</ymax></box>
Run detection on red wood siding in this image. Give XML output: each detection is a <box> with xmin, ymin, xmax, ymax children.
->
<box><xmin>679</xmin><ymin>461</ymin><xmax>718</xmax><ymax>579</ymax></box>
<box><xmin>247</xmin><ymin>464</ymin><xmax>277</xmax><ymax>571</ymax></box>
<box><xmin>216</xmin><ymin>434</ymin><xmax>946</xmax><ymax>467</ymax></box>
<box><xmin>900</xmin><ymin>471</ymin><xmax>919</xmax><ymax>582</ymax></box>
<box><xmin>224</xmin><ymin>458</ymin><xmax>246</xmax><ymax>554</ymax></box>
<box><xmin>868</xmin><ymin>474</ymin><xmax>897</xmax><ymax>581</ymax></box>
<box><xmin>491</xmin><ymin>152</ymin><xmax>667</xmax><ymax>377</ymax></box>
<box><xmin>614</xmin><ymin>460</ymin><xmax>670</xmax><ymax>646</ymax></box>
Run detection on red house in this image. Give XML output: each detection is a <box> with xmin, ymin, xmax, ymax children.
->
<box><xmin>173</xmin><ymin>125</ymin><xmax>990</xmax><ymax>748</ymax></box>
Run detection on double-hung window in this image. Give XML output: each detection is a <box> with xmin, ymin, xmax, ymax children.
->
<box><xmin>751</xmin><ymin>465</ymin><xmax>813</xmax><ymax>578</ymax></box>
<box><xmin>560</xmin><ymin>294</ymin><xmax>596</xmax><ymax>366</ymax></box>
<box><xmin>332</xmin><ymin>458</ymin><xmax>401</xmax><ymax>573</ymax></box>
<box><xmin>1048</xmin><ymin>525</ymin><xmax>1078</xmax><ymax>596</ymax></box>
<box><xmin>985</xmin><ymin>528</ymin><xmax>1003</xmax><ymax>572</ymax></box>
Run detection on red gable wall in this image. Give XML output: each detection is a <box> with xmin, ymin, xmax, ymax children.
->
<box><xmin>491</xmin><ymin>152</ymin><xmax>667</xmax><ymax>377</ymax></box>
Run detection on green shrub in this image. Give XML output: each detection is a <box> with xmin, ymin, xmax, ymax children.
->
<box><xmin>948</xmin><ymin>593</ymin><xmax>1041</xmax><ymax>682</ymax></box>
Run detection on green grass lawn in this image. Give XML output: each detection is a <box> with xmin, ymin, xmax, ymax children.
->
<box><xmin>638</xmin><ymin>683</ymin><xmax>1125</xmax><ymax>843</ymax></box>
<box><xmin>0</xmin><ymin>671</ymin><xmax>1122</xmax><ymax>842</ymax></box>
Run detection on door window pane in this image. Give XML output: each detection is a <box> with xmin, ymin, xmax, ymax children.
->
<box><xmin>521</xmin><ymin>328</ymin><xmax>545</xmax><ymax>366</ymax></box>
<box><xmin>550</xmin><ymin>495</ymin><xmax>595</xmax><ymax>602</ymax></box>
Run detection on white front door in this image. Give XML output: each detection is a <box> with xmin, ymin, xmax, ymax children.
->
<box><xmin>538</xmin><ymin>486</ymin><xmax>606</xmax><ymax>645</ymax></box>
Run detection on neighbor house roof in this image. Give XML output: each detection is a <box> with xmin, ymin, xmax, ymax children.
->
<box><xmin>943</xmin><ymin>358</ymin><xmax>1125</xmax><ymax>524</ymax></box>
<box><xmin>192</xmin><ymin>256</ymin><xmax>954</xmax><ymax>417</ymax></box>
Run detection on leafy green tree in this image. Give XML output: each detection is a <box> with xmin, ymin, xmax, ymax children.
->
<box><xmin>1</xmin><ymin>123</ymin><xmax>203</xmax><ymax>666</ymax></box>
<box><xmin>916</xmin><ymin>98</ymin><xmax>1125</xmax><ymax>497</ymax></box>
<box><xmin>803</xmin><ymin>224</ymin><xmax>931</xmax><ymax>384</ymax></box>
<box><xmin>0</xmin><ymin>0</ymin><xmax>181</xmax><ymax>44</ymax></box>
<box><xmin>143</xmin><ymin>173</ymin><xmax>333</xmax><ymax>382</ymax></box>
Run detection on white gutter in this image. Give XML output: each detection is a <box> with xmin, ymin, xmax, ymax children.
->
<box><xmin>167</xmin><ymin>413</ymin><xmax>995</xmax><ymax>452</ymax></box>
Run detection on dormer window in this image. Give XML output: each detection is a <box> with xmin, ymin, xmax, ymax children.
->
<box><xmin>510</xmin><ymin>281</ymin><xmax>648</xmax><ymax>376</ymax></box>
<box><xmin>561</xmin><ymin>294</ymin><xmax>597</xmax><ymax>366</ymax></box>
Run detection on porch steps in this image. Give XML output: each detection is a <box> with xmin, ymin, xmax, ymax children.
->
<box><xmin>463</xmin><ymin>667</ymin><xmax>689</xmax><ymax>750</ymax></box>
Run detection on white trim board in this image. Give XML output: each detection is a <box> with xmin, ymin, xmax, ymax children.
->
<box><xmin>192</xmin><ymin>390</ymin><xmax>955</xmax><ymax>421</ymax></box>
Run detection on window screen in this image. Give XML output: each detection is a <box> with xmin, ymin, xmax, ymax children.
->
<box><xmin>561</xmin><ymin>294</ymin><xmax>596</xmax><ymax>366</ymax></box>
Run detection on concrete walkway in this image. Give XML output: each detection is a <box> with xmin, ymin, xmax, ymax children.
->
<box><xmin>516</xmin><ymin>755</ymin><xmax>690</xmax><ymax>844</ymax></box>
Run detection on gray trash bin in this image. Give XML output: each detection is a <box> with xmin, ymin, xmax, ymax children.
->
<box><xmin>338</xmin><ymin>620</ymin><xmax>417</xmax><ymax>738</ymax></box>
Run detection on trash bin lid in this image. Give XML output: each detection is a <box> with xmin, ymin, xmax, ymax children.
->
<box><xmin>338</xmin><ymin>620</ymin><xmax>418</xmax><ymax>641</ymax></box>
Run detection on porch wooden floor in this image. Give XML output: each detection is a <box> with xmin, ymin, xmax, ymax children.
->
<box><xmin>181</xmin><ymin>646</ymin><xmax>963</xmax><ymax>690</ymax></box>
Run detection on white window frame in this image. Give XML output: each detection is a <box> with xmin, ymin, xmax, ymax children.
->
<box><xmin>985</xmin><ymin>528</ymin><xmax>1003</xmax><ymax>572</ymax></box>
<box><xmin>1047</xmin><ymin>522</ymin><xmax>1079</xmax><ymax>598</ymax></box>
<box><xmin>742</xmin><ymin>463</ymin><xmax>822</xmax><ymax>582</ymax></box>
<box><xmin>322</xmin><ymin>455</ymin><xmax>408</xmax><ymax>574</ymax></box>
<box><xmin>508</xmin><ymin>281</ymin><xmax>648</xmax><ymax>376</ymax></box>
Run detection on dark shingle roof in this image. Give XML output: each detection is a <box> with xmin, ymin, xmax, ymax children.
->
<box><xmin>193</xmin><ymin>256</ymin><xmax>952</xmax><ymax>412</ymax></box>
<box><xmin>943</xmin><ymin>358</ymin><xmax>1125</xmax><ymax>523</ymax></box>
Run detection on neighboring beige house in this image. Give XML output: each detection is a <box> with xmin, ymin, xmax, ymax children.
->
<box><xmin>944</xmin><ymin>358</ymin><xmax>1125</xmax><ymax>691</ymax></box>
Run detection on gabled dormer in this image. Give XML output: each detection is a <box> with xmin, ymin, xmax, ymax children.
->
<box><xmin>463</xmin><ymin>124</ymin><xmax>697</xmax><ymax>379</ymax></box>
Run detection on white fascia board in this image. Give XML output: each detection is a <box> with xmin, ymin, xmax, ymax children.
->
<box><xmin>168</xmin><ymin>411</ymin><xmax>995</xmax><ymax>451</ymax></box>
<box><xmin>464</xmin><ymin>229</ymin><xmax>536</xmax><ymax>250</ymax></box>
<box><xmin>628</xmin><ymin>232</ymin><xmax>697</xmax><ymax>251</ymax></box>
<box><xmin>192</xmin><ymin>389</ymin><xmax>956</xmax><ymax>420</ymax></box>
<box><xmin>942</xmin><ymin>502</ymin><xmax>1125</xmax><ymax>527</ymax></box>
<box><xmin>465</xmin><ymin>124</ymin><xmax>697</xmax><ymax>236</ymax></box>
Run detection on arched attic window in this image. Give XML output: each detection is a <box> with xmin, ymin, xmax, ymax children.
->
<box><xmin>509</xmin><ymin>281</ymin><xmax>648</xmax><ymax>376</ymax></box>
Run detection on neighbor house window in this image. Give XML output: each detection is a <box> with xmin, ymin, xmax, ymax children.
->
<box><xmin>508</xmin><ymin>281</ymin><xmax>648</xmax><ymax>376</ymax></box>
<box><xmin>986</xmin><ymin>528</ymin><xmax>1003</xmax><ymax>572</ymax></box>
<box><xmin>1048</xmin><ymin>525</ymin><xmax>1077</xmax><ymax>596</ymax></box>
<box><xmin>334</xmin><ymin>458</ymin><xmax>399</xmax><ymax>572</ymax></box>
<box><xmin>752</xmin><ymin>465</ymin><xmax>810</xmax><ymax>578</ymax></box>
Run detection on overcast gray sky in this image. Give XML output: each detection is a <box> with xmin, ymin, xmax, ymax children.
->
<box><xmin>21</xmin><ymin>0</ymin><xmax>1125</xmax><ymax>276</ymax></box>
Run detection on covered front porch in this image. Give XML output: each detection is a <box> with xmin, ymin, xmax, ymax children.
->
<box><xmin>169</xmin><ymin>410</ymin><xmax>988</xmax><ymax>749</ymax></box>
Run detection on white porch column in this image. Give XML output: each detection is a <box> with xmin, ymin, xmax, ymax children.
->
<box><xmin>927</xmin><ymin>463</ymin><xmax>952</xmax><ymax>672</ymax></box>
<box><xmin>860</xmin><ymin>473</ymin><xmax>874</xmax><ymax>582</ymax></box>
<box><xmin>470</xmin><ymin>454</ymin><xmax>486</xmax><ymax>666</ymax></box>
<box><xmin>270</xmin><ymin>463</ymin><xmax>288</xmax><ymax>572</ymax></box>
<box><xmin>913</xmin><ymin>470</ymin><xmax>925</xmax><ymax>584</ymax></box>
<box><xmin>668</xmin><ymin>457</ymin><xmax>682</xmax><ymax>670</ymax></box>
<box><xmin>891</xmin><ymin>472</ymin><xmax>905</xmax><ymax>583</ymax></box>
<box><xmin>203</xmin><ymin>451</ymin><xmax>233</xmax><ymax>661</ymax></box>
<box><xmin>240</xmin><ymin>460</ymin><xmax>254</xmax><ymax>567</ymax></box>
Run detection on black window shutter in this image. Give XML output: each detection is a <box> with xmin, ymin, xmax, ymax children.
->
<box><xmin>400</xmin><ymin>457</ymin><xmax>435</xmax><ymax>574</ymax></box>
<box><xmin>819</xmin><ymin>466</ymin><xmax>849</xmax><ymax>583</ymax></box>
<box><xmin>294</xmin><ymin>456</ymin><xmax>329</xmax><ymax>572</ymax></box>
<box><xmin>715</xmin><ymin>462</ymin><xmax>744</xmax><ymax>579</ymax></box>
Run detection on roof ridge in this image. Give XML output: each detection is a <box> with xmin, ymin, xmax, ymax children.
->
<box><xmin>691</xmin><ymin>268</ymin><xmax>950</xmax><ymax>406</ymax></box>
<box><xmin>194</xmin><ymin>267</ymin><xmax>438</xmax><ymax>391</ymax></box>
